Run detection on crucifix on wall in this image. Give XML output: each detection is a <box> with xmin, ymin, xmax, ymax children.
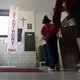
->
<box><xmin>20</xmin><ymin>17</ymin><xmax>26</xmax><ymax>27</ymax></box>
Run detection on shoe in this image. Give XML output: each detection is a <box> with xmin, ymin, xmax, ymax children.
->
<box><xmin>77</xmin><ymin>64</ymin><xmax>80</xmax><ymax>67</ymax></box>
<box><xmin>77</xmin><ymin>64</ymin><xmax>80</xmax><ymax>69</ymax></box>
<box><xmin>48</xmin><ymin>70</ymin><xmax>54</xmax><ymax>74</ymax></box>
<box><xmin>48</xmin><ymin>67</ymin><xmax>54</xmax><ymax>71</ymax></box>
<box><xmin>77</xmin><ymin>69</ymin><xmax>80</xmax><ymax>75</ymax></box>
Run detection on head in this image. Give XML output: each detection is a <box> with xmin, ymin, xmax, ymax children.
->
<box><xmin>42</xmin><ymin>15</ymin><xmax>51</xmax><ymax>24</ymax></box>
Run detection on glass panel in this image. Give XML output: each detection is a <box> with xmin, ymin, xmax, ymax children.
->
<box><xmin>0</xmin><ymin>16</ymin><xmax>9</xmax><ymax>36</ymax></box>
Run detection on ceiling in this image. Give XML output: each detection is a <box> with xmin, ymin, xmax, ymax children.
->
<box><xmin>0</xmin><ymin>0</ymin><xmax>56</xmax><ymax>12</ymax></box>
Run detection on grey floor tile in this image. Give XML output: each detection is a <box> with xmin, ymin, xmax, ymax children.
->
<box><xmin>0</xmin><ymin>68</ymin><xmax>79</xmax><ymax>80</ymax></box>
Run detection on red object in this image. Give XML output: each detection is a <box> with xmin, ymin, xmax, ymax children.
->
<box><xmin>0</xmin><ymin>68</ymin><xmax>44</xmax><ymax>72</ymax></box>
<box><xmin>41</xmin><ymin>23</ymin><xmax>57</xmax><ymax>36</ymax></box>
<box><xmin>53</xmin><ymin>0</ymin><xmax>75</xmax><ymax>28</ymax></box>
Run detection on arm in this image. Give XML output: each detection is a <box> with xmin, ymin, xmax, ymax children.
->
<box><xmin>41</xmin><ymin>26</ymin><xmax>46</xmax><ymax>36</ymax></box>
<box><xmin>53</xmin><ymin>0</ymin><xmax>63</xmax><ymax>28</ymax></box>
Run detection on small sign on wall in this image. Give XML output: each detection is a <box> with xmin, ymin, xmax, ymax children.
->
<box><xmin>27</xmin><ymin>23</ymin><xmax>32</xmax><ymax>29</ymax></box>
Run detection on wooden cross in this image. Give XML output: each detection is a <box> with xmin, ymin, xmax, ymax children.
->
<box><xmin>20</xmin><ymin>17</ymin><xmax>26</xmax><ymax>27</ymax></box>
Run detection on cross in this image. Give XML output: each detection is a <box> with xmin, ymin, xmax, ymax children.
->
<box><xmin>20</xmin><ymin>17</ymin><xmax>26</xmax><ymax>27</ymax></box>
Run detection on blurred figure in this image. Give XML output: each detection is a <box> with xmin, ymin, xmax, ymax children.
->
<box><xmin>41</xmin><ymin>36</ymin><xmax>49</xmax><ymax>67</ymax></box>
<box><xmin>53</xmin><ymin>0</ymin><xmax>80</xmax><ymax>74</ymax></box>
<box><xmin>41</xmin><ymin>15</ymin><xmax>59</xmax><ymax>71</ymax></box>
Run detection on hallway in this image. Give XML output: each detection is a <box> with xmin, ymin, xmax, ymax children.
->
<box><xmin>0</xmin><ymin>67</ymin><xmax>79</xmax><ymax>80</ymax></box>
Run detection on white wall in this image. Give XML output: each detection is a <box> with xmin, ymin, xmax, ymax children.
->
<box><xmin>0</xmin><ymin>10</ymin><xmax>53</xmax><ymax>67</ymax></box>
<box><xmin>0</xmin><ymin>0</ymin><xmax>56</xmax><ymax>12</ymax></box>
<box><xmin>18</xmin><ymin>10</ymin><xmax>35</xmax><ymax>32</ymax></box>
<box><xmin>0</xmin><ymin>9</ymin><xmax>68</xmax><ymax>67</ymax></box>
<box><xmin>0</xmin><ymin>0</ymin><xmax>64</xmax><ymax>67</ymax></box>
<box><xmin>17</xmin><ymin>10</ymin><xmax>35</xmax><ymax>53</ymax></box>
<box><xmin>0</xmin><ymin>10</ymin><xmax>37</xmax><ymax>67</ymax></box>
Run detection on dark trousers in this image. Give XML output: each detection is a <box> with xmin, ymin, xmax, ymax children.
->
<box><xmin>70</xmin><ymin>0</ymin><xmax>80</xmax><ymax>37</ymax></box>
<box><xmin>45</xmin><ymin>34</ymin><xmax>59</xmax><ymax>69</ymax></box>
<box><xmin>43</xmin><ymin>44</ymin><xmax>49</xmax><ymax>66</ymax></box>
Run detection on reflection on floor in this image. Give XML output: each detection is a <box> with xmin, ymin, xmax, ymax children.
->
<box><xmin>0</xmin><ymin>67</ymin><xmax>80</xmax><ymax>80</ymax></box>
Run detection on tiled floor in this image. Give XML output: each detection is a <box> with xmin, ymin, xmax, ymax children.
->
<box><xmin>0</xmin><ymin>67</ymin><xmax>80</xmax><ymax>80</ymax></box>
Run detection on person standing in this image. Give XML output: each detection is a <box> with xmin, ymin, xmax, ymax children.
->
<box><xmin>53</xmin><ymin>0</ymin><xmax>80</xmax><ymax>74</ymax></box>
<box><xmin>41</xmin><ymin>15</ymin><xmax>59</xmax><ymax>71</ymax></box>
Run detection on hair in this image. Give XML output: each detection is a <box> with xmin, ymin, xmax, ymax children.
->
<box><xmin>42</xmin><ymin>15</ymin><xmax>51</xmax><ymax>24</ymax></box>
